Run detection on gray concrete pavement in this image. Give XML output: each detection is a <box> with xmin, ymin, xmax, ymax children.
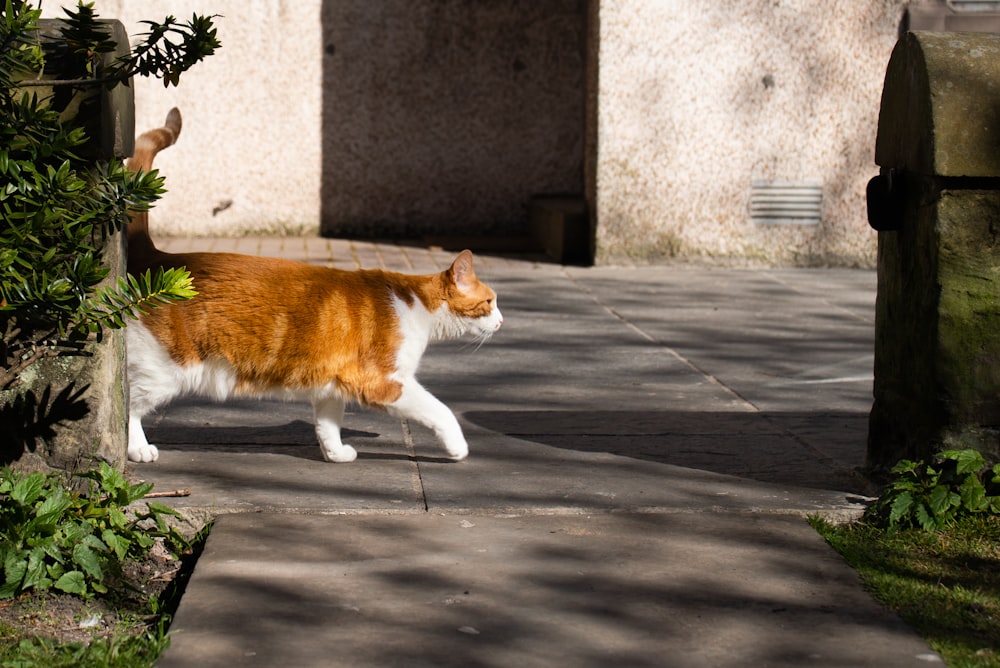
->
<box><xmin>135</xmin><ymin>237</ymin><xmax>940</xmax><ymax>667</ymax></box>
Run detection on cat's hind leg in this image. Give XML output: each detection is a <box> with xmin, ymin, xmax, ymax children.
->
<box><xmin>313</xmin><ymin>394</ymin><xmax>358</xmax><ymax>463</ymax></box>
<box><xmin>386</xmin><ymin>380</ymin><xmax>468</xmax><ymax>461</ymax></box>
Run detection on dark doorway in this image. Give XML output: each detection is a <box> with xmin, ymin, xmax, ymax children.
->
<box><xmin>320</xmin><ymin>1</ymin><xmax>587</xmax><ymax>242</ymax></box>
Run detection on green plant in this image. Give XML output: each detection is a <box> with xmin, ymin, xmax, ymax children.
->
<box><xmin>0</xmin><ymin>0</ymin><xmax>219</xmax><ymax>390</ymax></box>
<box><xmin>0</xmin><ymin>462</ymin><xmax>190</xmax><ymax>600</ymax></box>
<box><xmin>864</xmin><ymin>448</ymin><xmax>1000</xmax><ymax>533</ymax></box>
<box><xmin>48</xmin><ymin>2</ymin><xmax>220</xmax><ymax>88</ymax></box>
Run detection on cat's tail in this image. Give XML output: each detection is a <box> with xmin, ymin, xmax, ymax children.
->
<box><xmin>128</xmin><ymin>107</ymin><xmax>182</xmax><ymax>173</ymax></box>
<box><xmin>126</xmin><ymin>108</ymin><xmax>182</xmax><ymax>263</ymax></box>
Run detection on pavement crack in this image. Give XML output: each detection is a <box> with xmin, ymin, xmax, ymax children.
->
<box><xmin>401</xmin><ymin>419</ymin><xmax>429</xmax><ymax>511</ymax></box>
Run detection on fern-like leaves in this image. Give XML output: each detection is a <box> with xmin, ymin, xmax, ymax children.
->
<box><xmin>82</xmin><ymin>267</ymin><xmax>196</xmax><ymax>331</ymax></box>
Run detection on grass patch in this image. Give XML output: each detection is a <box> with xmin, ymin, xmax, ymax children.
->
<box><xmin>812</xmin><ymin>513</ymin><xmax>1000</xmax><ymax>667</ymax></box>
<box><xmin>0</xmin><ymin>626</ymin><xmax>170</xmax><ymax>668</ymax></box>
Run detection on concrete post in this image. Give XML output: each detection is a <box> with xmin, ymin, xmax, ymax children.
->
<box><xmin>867</xmin><ymin>31</ymin><xmax>1000</xmax><ymax>469</ymax></box>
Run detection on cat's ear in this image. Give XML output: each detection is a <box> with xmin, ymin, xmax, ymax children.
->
<box><xmin>448</xmin><ymin>250</ymin><xmax>477</xmax><ymax>293</ymax></box>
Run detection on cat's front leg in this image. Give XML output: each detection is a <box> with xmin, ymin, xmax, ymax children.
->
<box><xmin>127</xmin><ymin>414</ymin><xmax>160</xmax><ymax>463</ymax></box>
<box><xmin>313</xmin><ymin>394</ymin><xmax>358</xmax><ymax>463</ymax></box>
<box><xmin>387</xmin><ymin>381</ymin><xmax>468</xmax><ymax>460</ymax></box>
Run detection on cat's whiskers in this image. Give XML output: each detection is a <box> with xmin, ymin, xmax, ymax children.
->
<box><xmin>459</xmin><ymin>330</ymin><xmax>494</xmax><ymax>352</ymax></box>
<box><xmin>475</xmin><ymin>328</ymin><xmax>496</xmax><ymax>349</ymax></box>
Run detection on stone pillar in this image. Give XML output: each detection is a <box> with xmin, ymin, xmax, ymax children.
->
<box><xmin>867</xmin><ymin>31</ymin><xmax>1000</xmax><ymax>469</ymax></box>
<box><xmin>0</xmin><ymin>20</ymin><xmax>133</xmax><ymax>473</ymax></box>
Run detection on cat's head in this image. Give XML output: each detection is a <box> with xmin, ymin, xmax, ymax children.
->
<box><xmin>439</xmin><ymin>250</ymin><xmax>503</xmax><ymax>342</ymax></box>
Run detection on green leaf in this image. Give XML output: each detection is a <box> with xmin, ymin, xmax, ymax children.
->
<box><xmin>145</xmin><ymin>500</ymin><xmax>182</xmax><ymax>518</ymax></box>
<box><xmin>914</xmin><ymin>503</ymin><xmax>938</xmax><ymax>532</ymax></box>
<box><xmin>126</xmin><ymin>482</ymin><xmax>155</xmax><ymax>505</ymax></box>
<box><xmin>71</xmin><ymin>543</ymin><xmax>103</xmax><ymax>581</ymax></box>
<box><xmin>22</xmin><ymin>546</ymin><xmax>49</xmax><ymax>590</ymax></box>
<box><xmin>1</xmin><ymin>554</ymin><xmax>28</xmax><ymax>598</ymax></box>
<box><xmin>959</xmin><ymin>474</ymin><xmax>988</xmax><ymax>513</ymax></box>
<box><xmin>80</xmin><ymin>266</ymin><xmax>196</xmax><ymax>331</ymax></box>
<box><xmin>107</xmin><ymin>506</ymin><xmax>128</xmax><ymax>531</ymax></box>
<box><xmin>10</xmin><ymin>472</ymin><xmax>45</xmax><ymax>505</ymax></box>
<box><xmin>34</xmin><ymin>484</ymin><xmax>71</xmax><ymax>521</ymax></box>
<box><xmin>102</xmin><ymin>528</ymin><xmax>126</xmax><ymax>560</ymax></box>
<box><xmin>890</xmin><ymin>459</ymin><xmax>921</xmax><ymax>476</ymax></box>
<box><xmin>889</xmin><ymin>490</ymin><xmax>914</xmax><ymax>526</ymax></box>
<box><xmin>941</xmin><ymin>448</ymin><xmax>986</xmax><ymax>475</ymax></box>
<box><xmin>46</xmin><ymin>561</ymin><xmax>64</xmax><ymax>581</ymax></box>
<box><xmin>0</xmin><ymin>580</ymin><xmax>20</xmax><ymax>599</ymax></box>
<box><xmin>54</xmin><ymin>570</ymin><xmax>87</xmax><ymax>596</ymax></box>
<box><xmin>928</xmin><ymin>484</ymin><xmax>960</xmax><ymax>516</ymax></box>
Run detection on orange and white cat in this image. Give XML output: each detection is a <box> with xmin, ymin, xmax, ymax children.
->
<box><xmin>125</xmin><ymin>109</ymin><xmax>503</xmax><ymax>464</ymax></box>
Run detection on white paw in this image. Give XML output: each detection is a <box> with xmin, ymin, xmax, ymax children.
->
<box><xmin>128</xmin><ymin>443</ymin><xmax>159</xmax><ymax>463</ymax></box>
<box><xmin>444</xmin><ymin>440</ymin><xmax>469</xmax><ymax>461</ymax></box>
<box><xmin>321</xmin><ymin>444</ymin><xmax>358</xmax><ymax>463</ymax></box>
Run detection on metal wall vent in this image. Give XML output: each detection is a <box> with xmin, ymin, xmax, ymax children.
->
<box><xmin>750</xmin><ymin>180</ymin><xmax>822</xmax><ymax>225</ymax></box>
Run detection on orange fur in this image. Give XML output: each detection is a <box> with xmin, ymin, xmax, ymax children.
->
<box><xmin>125</xmin><ymin>109</ymin><xmax>502</xmax><ymax>464</ymax></box>
<box><xmin>137</xmin><ymin>252</ymin><xmax>494</xmax><ymax>405</ymax></box>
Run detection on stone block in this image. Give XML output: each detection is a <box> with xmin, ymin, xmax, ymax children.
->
<box><xmin>20</xmin><ymin>19</ymin><xmax>135</xmax><ymax>159</ymax></box>
<box><xmin>870</xmin><ymin>190</ymin><xmax>1000</xmax><ymax>466</ymax></box>
<box><xmin>875</xmin><ymin>31</ymin><xmax>1000</xmax><ymax>177</ymax></box>
<box><xmin>869</xmin><ymin>31</ymin><xmax>1000</xmax><ymax>467</ymax></box>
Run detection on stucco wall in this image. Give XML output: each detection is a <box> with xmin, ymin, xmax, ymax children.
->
<box><xmin>49</xmin><ymin>1</ymin><xmax>325</xmax><ymax>237</ymax></box>
<box><xmin>592</xmin><ymin>1</ymin><xmax>905</xmax><ymax>266</ymax></box>
<box><xmin>52</xmin><ymin>1</ymin><xmax>912</xmax><ymax>266</ymax></box>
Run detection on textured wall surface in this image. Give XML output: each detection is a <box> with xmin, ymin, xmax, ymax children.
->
<box><xmin>593</xmin><ymin>0</ymin><xmax>905</xmax><ymax>266</ymax></box>
<box><xmin>61</xmin><ymin>1</ymin><xmax>912</xmax><ymax>265</ymax></box>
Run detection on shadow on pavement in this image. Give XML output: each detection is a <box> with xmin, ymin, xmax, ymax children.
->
<box><xmin>465</xmin><ymin>409</ymin><xmax>874</xmax><ymax>495</ymax></box>
<box><xmin>159</xmin><ymin>512</ymin><xmax>930</xmax><ymax>668</ymax></box>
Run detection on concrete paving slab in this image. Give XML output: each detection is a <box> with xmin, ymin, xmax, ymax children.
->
<box><xmin>138</xmin><ymin>407</ymin><xmax>867</xmax><ymax>517</ymax></box>
<box><xmin>409</xmin><ymin>432</ymin><xmax>867</xmax><ymax>515</ymax></box>
<box><xmin>565</xmin><ymin>267</ymin><xmax>877</xmax><ymax>414</ymax></box>
<box><xmin>156</xmin><ymin>512</ymin><xmax>938</xmax><ymax>668</ymax></box>
<box><xmin>138</xmin><ymin>398</ymin><xmax>426</xmax><ymax>514</ymax></box>
<box><xmin>136</xmin><ymin>448</ymin><xmax>426</xmax><ymax>515</ymax></box>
